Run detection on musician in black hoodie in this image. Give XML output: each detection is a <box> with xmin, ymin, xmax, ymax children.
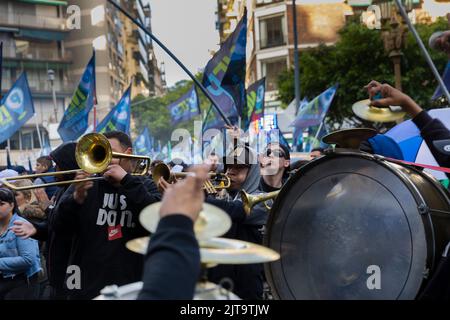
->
<box><xmin>10</xmin><ymin>142</ymin><xmax>80</xmax><ymax>299</ymax></box>
<box><xmin>52</xmin><ymin>131</ymin><xmax>161</xmax><ymax>300</ymax></box>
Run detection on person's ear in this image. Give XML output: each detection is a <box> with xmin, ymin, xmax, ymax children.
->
<box><xmin>284</xmin><ymin>160</ymin><xmax>290</xmax><ymax>168</ymax></box>
<box><xmin>126</xmin><ymin>147</ymin><xmax>132</xmax><ymax>155</ymax></box>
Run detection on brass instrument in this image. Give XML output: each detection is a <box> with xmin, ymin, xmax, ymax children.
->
<box><xmin>240</xmin><ymin>190</ymin><xmax>280</xmax><ymax>215</ymax></box>
<box><xmin>0</xmin><ymin>133</ymin><xmax>151</xmax><ymax>191</ymax></box>
<box><xmin>152</xmin><ymin>162</ymin><xmax>230</xmax><ymax>194</ymax></box>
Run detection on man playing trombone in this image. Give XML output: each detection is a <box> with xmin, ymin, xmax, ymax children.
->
<box><xmin>51</xmin><ymin>131</ymin><xmax>161</xmax><ymax>300</ymax></box>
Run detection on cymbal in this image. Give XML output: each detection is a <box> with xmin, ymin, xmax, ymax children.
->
<box><xmin>139</xmin><ymin>202</ymin><xmax>231</xmax><ymax>240</ymax></box>
<box><xmin>322</xmin><ymin>128</ymin><xmax>378</xmax><ymax>149</ymax></box>
<box><xmin>126</xmin><ymin>236</ymin><xmax>280</xmax><ymax>265</ymax></box>
<box><xmin>352</xmin><ymin>99</ymin><xmax>406</xmax><ymax>123</ymax></box>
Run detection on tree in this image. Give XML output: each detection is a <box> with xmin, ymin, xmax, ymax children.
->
<box><xmin>277</xmin><ymin>18</ymin><xmax>449</xmax><ymax>131</ymax></box>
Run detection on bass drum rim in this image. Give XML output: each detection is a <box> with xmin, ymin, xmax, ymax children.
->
<box><xmin>264</xmin><ymin>152</ymin><xmax>450</xmax><ymax>300</ymax></box>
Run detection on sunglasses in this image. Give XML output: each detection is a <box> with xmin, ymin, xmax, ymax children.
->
<box><xmin>264</xmin><ymin>149</ymin><xmax>286</xmax><ymax>158</ymax></box>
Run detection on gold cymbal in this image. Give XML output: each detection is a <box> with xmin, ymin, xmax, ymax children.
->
<box><xmin>352</xmin><ymin>99</ymin><xmax>406</xmax><ymax>123</ymax></box>
<box><xmin>139</xmin><ymin>202</ymin><xmax>231</xmax><ymax>240</ymax></box>
<box><xmin>126</xmin><ymin>236</ymin><xmax>280</xmax><ymax>265</ymax></box>
<box><xmin>322</xmin><ymin>128</ymin><xmax>378</xmax><ymax>149</ymax></box>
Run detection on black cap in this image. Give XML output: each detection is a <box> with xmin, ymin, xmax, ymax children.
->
<box><xmin>50</xmin><ymin>142</ymin><xmax>79</xmax><ymax>171</ymax></box>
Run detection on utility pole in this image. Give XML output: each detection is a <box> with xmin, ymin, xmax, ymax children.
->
<box><xmin>292</xmin><ymin>0</ymin><xmax>300</xmax><ymax>112</ymax></box>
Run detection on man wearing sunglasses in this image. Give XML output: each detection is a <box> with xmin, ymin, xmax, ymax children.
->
<box><xmin>259</xmin><ymin>142</ymin><xmax>291</xmax><ymax>193</ymax></box>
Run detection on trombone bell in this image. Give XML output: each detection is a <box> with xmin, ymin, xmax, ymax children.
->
<box><xmin>241</xmin><ymin>190</ymin><xmax>280</xmax><ymax>215</ymax></box>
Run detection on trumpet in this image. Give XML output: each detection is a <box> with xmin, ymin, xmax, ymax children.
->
<box><xmin>0</xmin><ymin>133</ymin><xmax>151</xmax><ymax>191</ymax></box>
<box><xmin>240</xmin><ymin>190</ymin><xmax>280</xmax><ymax>215</ymax></box>
<box><xmin>152</xmin><ymin>162</ymin><xmax>230</xmax><ymax>194</ymax></box>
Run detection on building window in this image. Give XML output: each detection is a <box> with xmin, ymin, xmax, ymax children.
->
<box><xmin>21</xmin><ymin>132</ymin><xmax>33</xmax><ymax>150</ymax></box>
<box><xmin>9</xmin><ymin>132</ymin><xmax>20</xmax><ymax>150</ymax></box>
<box><xmin>259</xmin><ymin>15</ymin><xmax>286</xmax><ymax>49</ymax></box>
<box><xmin>261</xmin><ymin>57</ymin><xmax>287</xmax><ymax>91</ymax></box>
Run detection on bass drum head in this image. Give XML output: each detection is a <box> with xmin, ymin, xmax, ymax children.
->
<box><xmin>265</xmin><ymin>154</ymin><xmax>429</xmax><ymax>300</ymax></box>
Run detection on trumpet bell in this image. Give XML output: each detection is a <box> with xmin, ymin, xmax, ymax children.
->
<box><xmin>76</xmin><ymin>133</ymin><xmax>112</xmax><ymax>174</ymax></box>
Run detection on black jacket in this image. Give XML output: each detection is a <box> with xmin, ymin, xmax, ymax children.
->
<box><xmin>52</xmin><ymin>174</ymin><xmax>161</xmax><ymax>300</ymax></box>
<box><xmin>412</xmin><ymin>111</ymin><xmax>450</xmax><ymax>174</ymax></box>
<box><xmin>138</xmin><ymin>215</ymin><xmax>200</xmax><ymax>300</ymax></box>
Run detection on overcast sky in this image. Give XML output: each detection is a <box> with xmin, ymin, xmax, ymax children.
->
<box><xmin>149</xmin><ymin>0</ymin><xmax>220</xmax><ymax>88</ymax></box>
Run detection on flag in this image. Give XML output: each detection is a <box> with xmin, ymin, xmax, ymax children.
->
<box><xmin>97</xmin><ymin>85</ymin><xmax>131</xmax><ymax>134</ymax></box>
<box><xmin>432</xmin><ymin>61</ymin><xmax>450</xmax><ymax>101</ymax></box>
<box><xmin>134</xmin><ymin>127</ymin><xmax>152</xmax><ymax>156</ymax></box>
<box><xmin>202</xmin><ymin>8</ymin><xmax>247</xmax><ymax>125</ymax></box>
<box><xmin>244</xmin><ymin>78</ymin><xmax>265</xmax><ymax>131</ymax></box>
<box><xmin>0</xmin><ymin>73</ymin><xmax>35</xmax><ymax>144</ymax></box>
<box><xmin>292</xmin><ymin>98</ymin><xmax>309</xmax><ymax>151</ymax></box>
<box><xmin>304</xmin><ymin>124</ymin><xmax>329</xmax><ymax>152</ymax></box>
<box><xmin>6</xmin><ymin>148</ymin><xmax>12</xmax><ymax>169</ymax></box>
<box><xmin>41</xmin><ymin>136</ymin><xmax>52</xmax><ymax>156</ymax></box>
<box><xmin>290</xmin><ymin>85</ymin><xmax>338</xmax><ymax>129</ymax></box>
<box><xmin>58</xmin><ymin>51</ymin><xmax>96</xmax><ymax>142</ymax></box>
<box><xmin>265</xmin><ymin>114</ymin><xmax>290</xmax><ymax>150</ymax></box>
<box><xmin>167</xmin><ymin>85</ymin><xmax>200</xmax><ymax>125</ymax></box>
<box><xmin>202</xmin><ymin>104</ymin><xmax>225</xmax><ymax>132</ymax></box>
<box><xmin>0</xmin><ymin>42</ymin><xmax>3</xmax><ymax>98</ymax></box>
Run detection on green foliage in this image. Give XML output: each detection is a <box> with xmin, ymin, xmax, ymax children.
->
<box><xmin>131</xmin><ymin>73</ymin><xmax>211</xmax><ymax>144</ymax></box>
<box><xmin>277</xmin><ymin>18</ymin><xmax>448</xmax><ymax>130</ymax></box>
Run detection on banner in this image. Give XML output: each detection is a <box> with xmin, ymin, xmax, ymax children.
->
<box><xmin>58</xmin><ymin>51</ymin><xmax>96</xmax><ymax>142</ymax></box>
<box><xmin>244</xmin><ymin>77</ymin><xmax>265</xmax><ymax>131</ymax></box>
<box><xmin>167</xmin><ymin>85</ymin><xmax>200</xmax><ymax>125</ymax></box>
<box><xmin>134</xmin><ymin>127</ymin><xmax>153</xmax><ymax>156</ymax></box>
<box><xmin>97</xmin><ymin>85</ymin><xmax>131</xmax><ymax>134</ymax></box>
<box><xmin>202</xmin><ymin>8</ymin><xmax>247</xmax><ymax>126</ymax></box>
<box><xmin>0</xmin><ymin>73</ymin><xmax>35</xmax><ymax>144</ymax></box>
<box><xmin>290</xmin><ymin>85</ymin><xmax>338</xmax><ymax>129</ymax></box>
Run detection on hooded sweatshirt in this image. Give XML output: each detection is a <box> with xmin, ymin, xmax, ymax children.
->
<box><xmin>52</xmin><ymin>174</ymin><xmax>161</xmax><ymax>300</ymax></box>
<box><xmin>206</xmin><ymin>147</ymin><xmax>268</xmax><ymax>300</ymax></box>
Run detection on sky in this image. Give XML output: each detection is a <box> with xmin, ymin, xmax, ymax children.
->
<box><xmin>149</xmin><ymin>0</ymin><xmax>220</xmax><ymax>88</ymax></box>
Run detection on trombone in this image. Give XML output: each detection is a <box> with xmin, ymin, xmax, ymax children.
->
<box><xmin>152</xmin><ymin>162</ymin><xmax>230</xmax><ymax>194</ymax></box>
<box><xmin>240</xmin><ymin>190</ymin><xmax>280</xmax><ymax>215</ymax></box>
<box><xmin>0</xmin><ymin>133</ymin><xmax>151</xmax><ymax>191</ymax></box>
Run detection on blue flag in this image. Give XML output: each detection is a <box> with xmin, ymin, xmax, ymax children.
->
<box><xmin>167</xmin><ymin>85</ymin><xmax>200</xmax><ymax>125</ymax></box>
<box><xmin>0</xmin><ymin>73</ymin><xmax>35</xmax><ymax>144</ymax></box>
<box><xmin>134</xmin><ymin>127</ymin><xmax>153</xmax><ymax>156</ymax></box>
<box><xmin>202</xmin><ymin>9</ymin><xmax>247</xmax><ymax>126</ymax></box>
<box><xmin>432</xmin><ymin>61</ymin><xmax>450</xmax><ymax>101</ymax></box>
<box><xmin>290</xmin><ymin>85</ymin><xmax>338</xmax><ymax>129</ymax></box>
<box><xmin>58</xmin><ymin>52</ymin><xmax>96</xmax><ymax>142</ymax></box>
<box><xmin>304</xmin><ymin>124</ymin><xmax>329</xmax><ymax>152</ymax></box>
<box><xmin>97</xmin><ymin>85</ymin><xmax>132</xmax><ymax>134</ymax></box>
<box><xmin>244</xmin><ymin>78</ymin><xmax>265</xmax><ymax>131</ymax></box>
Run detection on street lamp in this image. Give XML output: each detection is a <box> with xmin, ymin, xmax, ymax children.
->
<box><xmin>47</xmin><ymin>69</ymin><xmax>58</xmax><ymax>123</ymax></box>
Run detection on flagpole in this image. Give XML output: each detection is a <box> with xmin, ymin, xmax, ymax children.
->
<box><xmin>107</xmin><ymin>0</ymin><xmax>232</xmax><ymax>127</ymax></box>
<box><xmin>394</xmin><ymin>0</ymin><xmax>450</xmax><ymax>103</ymax></box>
<box><xmin>34</xmin><ymin>113</ymin><xmax>43</xmax><ymax>153</ymax></box>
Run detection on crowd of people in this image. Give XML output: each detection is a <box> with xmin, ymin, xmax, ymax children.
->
<box><xmin>1</xmin><ymin>30</ymin><xmax>450</xmax><ymax>301</ymax></box>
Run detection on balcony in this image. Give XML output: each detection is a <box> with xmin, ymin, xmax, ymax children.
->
<box><xmin>2</xmin><ymin>78</ymin><xmax>75</xmax><ymax>95</ymax></box>
<box><xmin>0</xmin><ymin>12</ymin><xmax>67</xmax><ymax>31</ymax></box>
<box><xmin>2</xmin><ymin>45</ymin><xmax>72</xmax><ymax>62</ymax></box>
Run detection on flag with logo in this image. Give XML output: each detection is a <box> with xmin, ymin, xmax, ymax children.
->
<box><xmin>202</xmin><ymin>104</ymin><xmax>225</xmax><ymax>132</ymax></box>
<box><xmin>134</xmin><ymin>127</ymin><xmax>153</xmax><ymax>156</ymax></box>
<box><xmin>304</xmin><ymin>124</ymin><xmax>329</xmax><ymax>152</ymax></box>
<box><xmin>244</xmin><ymin>77</ymin><xmax>265</xmax><ymax>131</ymax></box>
<box><xmin>0</xmin><ymin>73</ymin><xmax>35</xmax><ymax>144</ymax></box>
<box><xmin>290</xmin><ymin>85</ymin><xmax>338</xmax><ymax>129</ymax></box>
<box><xmin>97</xmin><ymin>85</ymin><xmax>131</xmax><ymax>134</ymax></box>
<box><xmin>202</xmin><ymin>8</ymin><xmax>247</xmax><ymax>126</ymax></box>
<box><xmin>58</xmin><ymin>51</ymin><xmax>96</xmax><ymax>142</ymax></box>
<box><xmin>167</xmin><ymin>85</ymin><xmax>200</xmax><ymax>125</ymax></box>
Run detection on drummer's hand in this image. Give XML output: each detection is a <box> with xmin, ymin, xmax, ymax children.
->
<box><xmin>159</xmin><ymin>165</ymin><xmax>210</xmax><ymax>222</ymax></box>
<box><xmin>364</xmin><ymin>80</ymin><xmax>422</xmax><ymax>117</ymax></box>
<box><xmin>433</xmin><ymin>31</ymin><xmax>450</xmax><ymax>56</ymax></box>
<box><xmin>73</xmin><ymin>171</ymin><xmax>94</xmax><ymax>205</ymax></box>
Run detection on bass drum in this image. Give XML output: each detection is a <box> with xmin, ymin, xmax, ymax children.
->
<box><xmin>265</xmin><ymin>151</ymin><xmax>450</xmax><ymax>300</ymax></box>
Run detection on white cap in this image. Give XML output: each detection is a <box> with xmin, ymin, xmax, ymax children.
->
<box><xmin>0</xmin><ymin>169</ymin><xmax>19</xmax><ymax>185</ymax></box>
<box><xmin>429</xmin><ymin>31</ymin><xmax>444</xmax><ymax>50</ymax></box>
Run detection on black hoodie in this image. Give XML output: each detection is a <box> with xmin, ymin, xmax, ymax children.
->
<box><xmin>52</xmin><ymin>173</ymin><xmax>161</xmax><ymax>300</ymax></box>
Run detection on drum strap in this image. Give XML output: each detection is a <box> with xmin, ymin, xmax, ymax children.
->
<box><xmin>385</xmin><ymin>157</ymin><xmax>450</xmax><ymax>174</ymax></box>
